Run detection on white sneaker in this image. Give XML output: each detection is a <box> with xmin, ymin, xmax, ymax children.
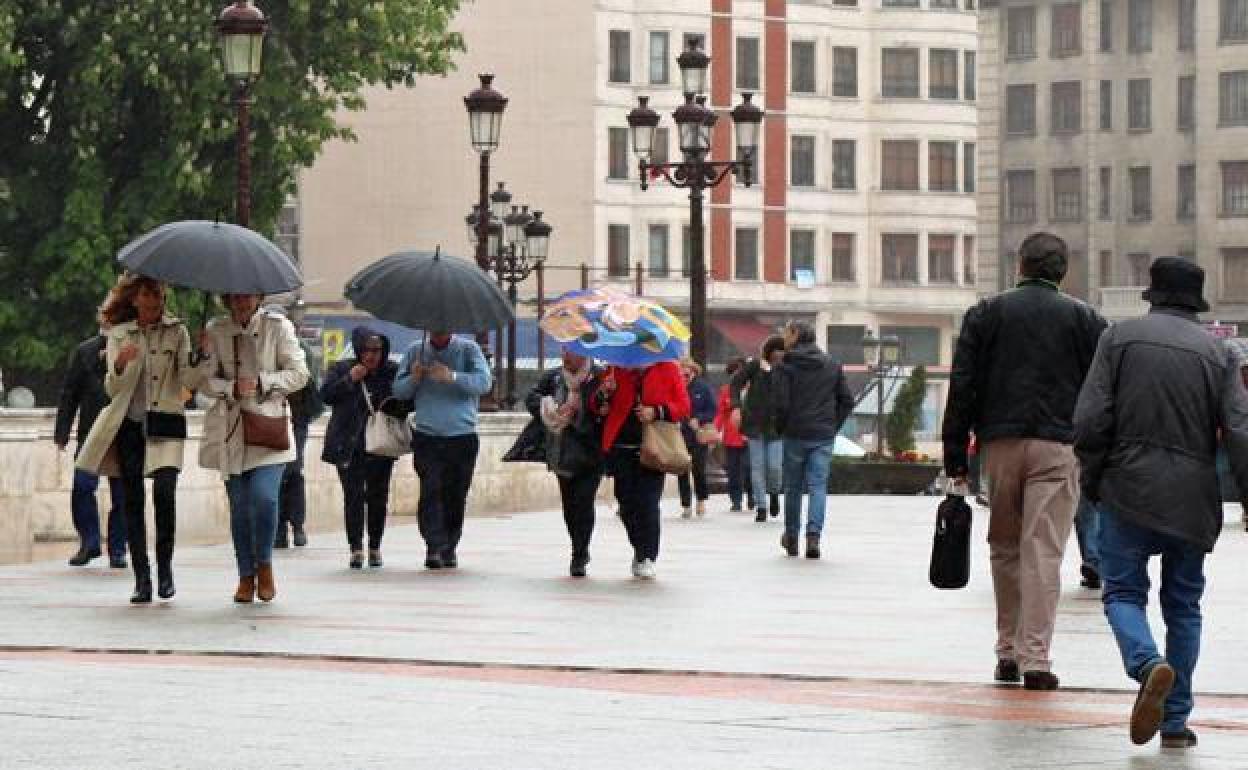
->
<box><xmin>681</xmin><ymin>507</ymin><xmax>693</xmax><ymax>519</ymax></box>
<box><xmin>630</xmin><ymin>559</ymin><xmax>643</xmax><ymax>577</ymax></box>
<box><xmin>636</xmin><ymin>559</ymin><xmax>656</xmax><ymax>579</ymax></box>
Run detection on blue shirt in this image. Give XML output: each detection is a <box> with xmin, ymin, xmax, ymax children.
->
<box><xmin>393</xmin><ymin>337</ymin><xmax>492</xmax><ymax>437</ymax></box>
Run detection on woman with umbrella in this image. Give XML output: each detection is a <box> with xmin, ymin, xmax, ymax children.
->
<box><xmin>76</xmin><ymin>273</ymin><xmax>202</xmax><ymax>604</ymax></box>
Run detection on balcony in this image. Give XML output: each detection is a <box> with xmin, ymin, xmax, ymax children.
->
<box><xmin>1098</xmin><ymin>286</ymin><xmax>1148</xmax><ymax>319</ymax></box>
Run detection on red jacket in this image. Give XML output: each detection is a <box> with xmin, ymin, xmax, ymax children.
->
<box><xmin>715</xmin><ymin>385</ymin><xmax>747</xmax><ymax>448</ymax></box>
<box><xmin>600</xmin><ymin>361</ymin><xmax>692</xmax><ymax>452</ymax></box>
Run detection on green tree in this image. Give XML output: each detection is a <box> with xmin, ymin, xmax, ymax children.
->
<box><xmin>0</xmin><ymin>1</ymin><xmax>464</xmax><ymax>396</ymax></box>
<box><xmin>885</xmin><ymin>365</ymin><xmax>927</xmax><ymax>456</ymax></box>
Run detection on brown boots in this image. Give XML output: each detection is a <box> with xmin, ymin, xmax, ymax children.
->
<box><xmin>233</xmin><ymin>564</ymin><xmax>276</xmax><ymax>604</ymax></box>
<box><xmin>233</xmin><ymin>576</ymin><xmax>256</xmax><ymax>603</ymax></box>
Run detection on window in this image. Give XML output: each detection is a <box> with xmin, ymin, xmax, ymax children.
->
<box><xmin>882</xmin><ymin>48</ymin><xmax>919</xmax><ymax>98</ymax></box>
<box><xmin>1222</xmin><ymin>161</ymin><xmax>1248</xmax><ymax>216</ymax></box>
<box><xmin>1052</xmin><ymin>168</ymin><xmax>1083</xmax><ymax>221</ymax></box>
<box><xmin>1127</xmin><ymin>253</ymin><xmax>1151</xmax><ymax>286</ymax></box>
<box><xmin>1100</xmin><ymin>80</ymin><xmax>1113</xmax><ymax>130</ymax></box>
<box><xmin>1179</xmin><ymin>0</ymin><xmax>1195</xmax><ymax>51</ymax></box>
<box><xmin>932</xmin><ymin>0</ymin><xmax>957</xmax><ymax>8</ymax></box>
<box><xmin>1005</xmin><ymin>170</ymin><xmax>1037</xmax><ymax>222</ymax></box>
<box><xmin>1178</xmin><ymin>76</ymin><xmax>1195</xmax><ymax>131</ymax></box>
<box><xmin>929</xmin><ymin>49</ymin><xmax>958</xmax><ymax>100</ymax></box>
<box><xmin>609</xmin><ymin>30</ymin><xmax>631</xmax><ymax>83</ymax></box>
<box><xmin>827</xmin><ymin>325</ymin><xmax>867</xmax><ymax>365</ymax></box>
<box><xmin>881</xmin><ymin>140</ymin><xmax>919</xmax><ymax>191</ymax></box>
<box><xmin>1099</xmin><ymin>166</ymin><xmax>1112</xmax><ymax>219</ymax></box>
<box><xmin>928</xmin><ymin>235</ymin><xmax>956</xmax><ymax>284</ymax></box>
<box><xmin>1052</xmin><ymin>3</ymin><xmax>1082</xmax><ymax>56</ymax></box>
<box><xmin>1223</xmin><ymin>248</ymin><xmax>1248</xmax><ymax>300</ymax></box>
<box><xmin>790</xmin><ymin>135</ymin><xmax>816</xmax><ymax>187</ymax></box>
<box><xmin>833</xmin><ymin>47</ymin><xmax>858</xmax><ymax>97</ymax></box>
<box><xmin>882</xmin><ymin>325</ymin><xmax>941</xmax><ymax>367</ymax></box>
<box><xmin>275</xmin><ymin>196</ymin><xmax>299</xmax><ymax>261</ymax></box>
<box><xmin>1128</xmin><ymin>78</ymin><xmax>1151</xmax><ymax>130</ymax></box>
<box><xmin>735</xmin><ymin>228</ymin><xmax>759</xmax><ymax>280</ymax></box>
<box><xmin>649</xmin><ymin>31</ymin><xmax>669</xmax><ymax>85</ymax></box>
<box><xmin>963</xmin><ymin>235</ymin><xmax>976</xmax><ymax>285</ymax></box>
<box><xmin>651</xmin><ymin>127</ymin><xmax>670</xmax><ymax>166</ymax></box>
<box><xmin>1129</xmin><ymin>166</ymin><xmax>1152</xmax><ymax>220</ymax></box>
<box><xmin>883</xmin><ymin>0</ymin><xmax>920</xmax><ymax>6</ymax></box>
<box><xmin>964</xmin><ymin>142</ymin><xmax>976</xmax><ymax>193</ymax></box>
<box><xmin>964</xmin><ymin>51</ymin><xmax>976</xmax><ymax>101</ymax></box>
<box><xmin>929</xmin><ymin>141</ymin><xmax>958</xmax><ymax>192</ymax></box>
<box><xmin>608</xmin><ymin>127</ymin><xmax>628</xmax><ymax>179</ymax></box>
<box><xmin>831</xmin><ymin>233</ymin><xmax>855</xmax><ymax>282</ymax></box>
<box><xmin>1006</xmin><ymin>84</ymin><xmax>1037</xmax><ymax>135</ymax></box>
<box><xmin>1220</xmin><ymin>71</ymin><xmax>1248</xmax><ymax>125</ymax></box>
<box><xmin>881</xmin><ymin>234</ymin><xmax>919</xmax><ymax>283</ymax></box>
<box><xmin>1051</xmin><ymin>81</ymin><xmax>1082</xmax><ymax>134</ymax></box>
<box><xmin>832</xmin><ymin>140</ymin><xmax>856</xmax><ymax>190</ymax></box>
<box><xmin>1222</xmin><ymin>0</ymin><xmax>1248</xmax><ymax>43</ymax></box>
<box><xmin>648</xmin><ymin>224</ymin><xmax>669</xmax><ymax>277</ymax></box>
<box><xmin>608</xmin><ymin>224</ymin><xmax>630</xmax><ymax>277</ymax></box>
<box><xmin>736</xmin><ymin>37</ymin><xmax>760</xmax><ymax>90</ymax></box>
<box><xmin>791</xmin><ymin>41</ymin><xmax>816</xmax><ymax>94</ymax></box>
<box><xmin>1128</xmin><ymin>0</ymin><xmax>1152</xmax><ymax>52</ymax></box>
<box><xmin>1178</xmin><ymin>164</ymin><xmax>1196</xmax><ymax>220</ymax></box>
<box><xmin>1099</xmin><ymin>249</ymin><xmax>1114</xmax><ymax>287</ymax></box>
<box><xmin>1007</xmin><ymin>7</ymin><xmax>1037</xmax><ymax>58</ymax></box>
<box><xmin>1100</xmin><ymin>0</ymin><xmax>1114</xmax><ymax>51</ymax></box>
<box><xmin>790</xmin><ymin>230</ymin><xmax>816</xmax><ymax>283</ymax></box>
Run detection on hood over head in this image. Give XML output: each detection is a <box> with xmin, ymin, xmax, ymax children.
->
<box><xmin>351</xmin><ymin>325</ymin><xmax>391</xmax><ymax>363</ymax></box>
<box><xmin>785</xmin><ymin>343</ymin><xmax>829</xmax><ymax>370</ymax></box>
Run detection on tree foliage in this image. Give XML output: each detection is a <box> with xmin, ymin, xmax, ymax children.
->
<box><xmin>886</xmin><ymin>365</ymin><xmax>927</xmax><ymax>455</ymax></box>
<box><xmin>0</xmin><ymin>0</ymin><xmax>464</xmax><ymax>392</ymax></box>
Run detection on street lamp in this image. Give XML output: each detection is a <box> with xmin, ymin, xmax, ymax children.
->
<box><xmin>627</xmin><ymin>39</ymin><xmax>764</xmax><ymax>366</ymax></box>
<box><xmin>861</xmin><ymin>330</ymin><xmax>902</xmax><ymax>457</ymax></box>
<box><xmin>216</xmin><ymin>0</ymin><xmax>268</xmax><ymax>228</ymax></box>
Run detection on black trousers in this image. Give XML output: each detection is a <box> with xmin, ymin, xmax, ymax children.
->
<box><xmin>278</xmin><ymin>420</ymin><xmax>309</xmax><ymax>533</ymax></box>
<box><xmin>336</xmin><ymin>451</ymin><xmax>395</xmax><ymax>551</ymax></box>
<box><xmin>723</xmin><ymin>445</ymin><xmax>749</xmax><ymax>508</ymax></box>
<box><xmin>677</xmin><ymin>442</ymin><xmax>709</xmax><ymax>507</ymax></box>
<box><xmin>411</xmin><ymin>432</ymin><xmax>480</xmax><ymax>555</ymax></box>
<box><xmin>609</xmin><ymin>448</ymin><xmax>664</xmax><ymax>562</ymax></box>
<box><xmin>558</xmin><ymin>472</ymin><xmax>601</xmax><ymax>558</ymax></box>
<box><xmin>115</xmin><ymin>419</ymin><xmax>178</xmax><ymax>579</ymax></box>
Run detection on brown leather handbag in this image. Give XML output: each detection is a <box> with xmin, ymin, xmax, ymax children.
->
<box><xmin>234</xmin><ymin>333</ymin><xmax>290</xmax><ymax>451</ymax></box>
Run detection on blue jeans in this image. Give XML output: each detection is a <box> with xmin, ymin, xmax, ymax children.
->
<box><xmin>1074</xmin><ymin>497</ymin><xmax>1101</xmax><ymax>574</ymax></box>
<box><xmin>1100</xmin><ymin>508</ymin><xmax>1207</xmax><ymax>734</ymax></box>
<box><xmin>225</xmin><ymin>464</ymin><xmax>285</xmax><ymax>578</ymax></box>
<box><xmin>782</xmin><ymin>438</ymin><xmax>836</xmax><ymax>538</ymax></box>
<box><xmin>748</xmin><ymin>436</ymin><xmax>784</xmax><ymax>507</ymax></box>
<box><xmin>71</xmin><ymin>469</ymin><xmax>127</xmax><ymax>561</ymax></box>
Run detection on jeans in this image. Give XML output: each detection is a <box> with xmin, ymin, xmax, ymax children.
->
<box><xmin>411</xmin><ymin>432</ymin><xmax>480</xmax><ymax>556</ymax></box>
<box><xmin>609</xmin><ymin>448</ymin><xmax>665</xmax><ymax>562</ymax></box>
<box><xmin>1100</xmin><ymin>508</ymin><xmax>1207</xmax><ymax>734</ymax></box>
<box><xmin>71</xmin><ymin>468</ymin><xmax>127</xmax><ymax>561</ymax></box>
<box><xmin>337</xmin><ymin>451</ymin><xmax>395</xmax><ymax>551</ymax></box>
<box><xmin>277</xmin><ymin>421</ymin><xmax>309</xmax><ymax>536</ymax></box>
<box><xmin>1074</xmin><ymin>497</ymin><xmax>1102</xmax><ymax>575</ymax></box>
<box><xmin>116</xmin><ymin>419</ymin><xmax>177</xmax><ymax>580</ymax></box>
<box><xmin>225</xmin><ymin>463</ymin><xmax>284</xmax><ymax>578</ymax></box>
<box><xmin>677</xmin><ymin>442</ymin><xmax>709</xmax><ymax>507</ymax></box>
<box><xmin>558</xmin><ymin>472</ymin><xmax>601</xmax><ymax>558</ymax></box>
<box><xmin>723</xmin><ymin>446</ymin><xmax>749</xmax><ymax>509</ymax></box>
<box><xmin>748</xmin><ymin>436</ymin><xmax>784</xmax><ymax>509</ymax></box>
<box><xmin>782</xmin><ymin>438</ymin><xmax>836</xmax><ymax>538</ymax></box>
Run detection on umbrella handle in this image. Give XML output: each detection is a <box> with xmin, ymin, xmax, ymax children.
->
<box><xmin>189</xmin><ymin>291</ymin><xmax>212</xmax><ymax>366</ymax></box>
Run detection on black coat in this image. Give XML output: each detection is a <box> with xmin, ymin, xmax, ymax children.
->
<box><xmin>773</xmin><ymin>344</ymin><xmax>855</xmax><ymax>441</ymax></box>
<box><xmin>729</xmin><ymin>358</ymin><xmax>780</xmax><ymax>440</ymax></box>
<box><xmin>523</xmin><ymin>365</ymin><xmax>605</xmax><ymax>477</ymax></box>
<box><xmin>319</xmin><ymin>327</ymin><xmax>401</xmax><ymax>466</ymax></box>
<box><xmin>54</xmin><ymin>335</ymin><xmax>109</xmax><ymax>452</ymax></box>
<box><xmin>942</xmin><ymin>281</ymin><xmax>1108</xmax><ymax>476</ymax></box>
<box><xmin>1074</xmin><ymin>307</ymin><xmax>1248</xmax><ymax>551</ymax></box>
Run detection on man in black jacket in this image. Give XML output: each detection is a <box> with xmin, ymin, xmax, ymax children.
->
<box><xmin>1074</xmin><ymin>258</ymin><xmax>1248</xmax><ymax>749</ymax></box>
<box><xmin>54</xmin><ymin>332</ymin><xmax>127</xmax><ymax>568</ymax></box>
<box><xmin>942</xmin><ymin>232</ymin><xmax>1107</xmax><ymax>691</ymax></box>
<box><xmin>773</xmin><ymin>321</ymin><xmax>855</xmax><ymax>560</ymax></box>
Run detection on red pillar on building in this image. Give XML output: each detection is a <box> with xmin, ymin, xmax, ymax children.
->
<box><xmin>709</xmin><ymin>0</ymin><xmax>733</xmax><ymax>282</ymax></box>
<box><xmin>762</xmin><ymin>0</ymin><xmax>787</xmax><ymax>284</ymax></box>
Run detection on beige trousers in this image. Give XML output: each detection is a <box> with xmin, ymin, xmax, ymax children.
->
<box><xmin>982</xmin><ymin>438</ymin><xmax>1078</xmax><ymax>673</ymax></box>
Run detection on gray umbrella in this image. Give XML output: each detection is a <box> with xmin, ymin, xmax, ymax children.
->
<box><xmin>345</xmin><ymin>249</ymin><xmax>513</xmax><ymax>333</ymax></box>
<box><xmin>117</xmin><ymin>220</ymin><xmax>302</xmax><ymax>294</ymax></box>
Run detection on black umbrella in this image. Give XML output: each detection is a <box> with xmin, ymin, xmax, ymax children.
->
<box><xmin>345</xmin><ymin>249</ymin><xmax>513</xmax><ymax>333</ymax></box>
<box><xmin>117</xmin><ymin>220</ymin><xmax>302</xmax><ymax>295</ymax></box>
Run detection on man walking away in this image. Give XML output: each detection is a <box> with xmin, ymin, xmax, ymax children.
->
<box><xmin>275</xmin><ymin>329</ymin><xmax>324</xmax><ymax>549</ymax></box>
<box><xmin>54</xmin><ymin>331</ymin><xmax>127</xmax><ymax>568</ymax></box>
<box><xmin>942</xmin><ymin>232</ymin><xmax>1107</xmax><ymax>691</ymax></box>
<box><xmin>1075</xmin><ymin>257</ymin><xmax>1248</xmax><ymax>749</ymax></box>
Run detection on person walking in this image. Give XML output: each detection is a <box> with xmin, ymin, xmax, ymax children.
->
<box><xmin>76</xmin><ymin>274</ymin><xmax>201</xmax><ymax>603</ymax></box>
<box><xmin>1074</xmin><ymin>257</ymin><xmax>1248</xmax><ymax>749</ymax></box>
<box><xmin>942</xmin><ymin>232</ymin><xmax>1108</xmax><ymax>691</ymax></box>
<box><xmin>320</xmin><ymin>327</ymin><xmax>399</xmax><ymax>569</ymax></box>
<box><xmin>730</xmin><ymin>336</ymin><xmax>787</xmax><ymax>523</ymax></box>
<box><xmin>773</xmin><ymin>321</ymin><xmax>855</xmax><ymax>560</ymax></box>
<box><xmin>676</xmin><ymin>359</ymin><xmax>716</xmax><ymax>519</ymax></box>
<box><xmin>273</xmin><ymin>308</ymin><xmax>324</xmax><ymax>550</ymax></box>
<box><xmin>199</xmin><ymin>294</ymin><xmax>309</xmax><ymax>603</ymax></box>
<box><xmin>525</xmin><ymin>347</ymin><xmax>605</xmax><ymax>577</ymax></box>
<box><xmin>596</xmin><ymin>361</ymin><xmax>690</xmax><ymax>579</ymax></box>
<box><xmin>716</xmin><ymin>358</ymin><xmax>750</xmax><ymax>513</ymax></box>
<box><xmin>393</xmin><ymin>330</ymin><xmax>492</xmax><ymax>570</ymax></box>
<box><xmin>1074</xmin><ymin>497</ymin><xmax>1101</xmax><ymax>589</ymax></box>
<box><xmin>55</xmin><ymin>329</ymin><xmax>127</xmax><ymax>568</ymax></box>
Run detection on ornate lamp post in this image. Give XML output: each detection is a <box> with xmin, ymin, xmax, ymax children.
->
<box><xmin>216</xmin><ymin>1</ymin><xmax>268</xmax><ymax>228</ymax></box>
<box><xmin>627</xmin><ymin>40</ymin><xmax>763</xmax><ymax>366</ymax></box>
<box><xmin>861</xmin><ymin>330</ymin><xmax>902</xmax><ymax>457</ymax></box>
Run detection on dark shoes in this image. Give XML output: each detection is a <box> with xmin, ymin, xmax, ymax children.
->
<box><xmin>442</xmin><ymin>550</ymin><xmax>458</xmax><ymax>569</ymax></box>
<box><xmin>1130</xmin><ymin>661</ymin><xmax>1176</xmax><ymax>745</ymax></box>
<box><xmin>769</xmin><ymin>494</ymin><xmax>780</xmax><ymax>517</ymax></box>
<box><xmin>569</xmin><ymin>553</ymin><xmax>590</xmax><ymax>578</ymax></box>
<box><xmin>68</xmin><ymin>546</ymin><xmax>101</xmax><ymax>566</ymax></box>
<box><xmin>1160</xmin><ymin>728</ymin><xmax>1198</xmax><ymax>749</ymax></box>
<box><xmin>805</xmin><ymin>534</ymin><xmax>821</xmax><ymax>560</ymax></box>
<box><xmin>273</xmin><ymin>530</ymin><xmax>289</xmax><ymax>549</ymax></box>
<box><xmin>157</xmin><ymin>564</ymin><xmax>175</xmax><ymax>600</ymax></box>
<box><xmin>994</xmin><ymin>659</ymin><xmax>1021</xmax><ymax>684</ymax></box>
<box><xmin>1080</xmin><ymin>565</ymin><xmax>1102</xmax><ymax>590</ymax></box>
<box><xmin>109</xmin><ymin>556</ymin><xmax>128</xmax><ymax>569</ymax></box>
<box><xmin>424</xmin><ymin>550</ymin><xmax>444</xmax><ymax>570</ymax></box>
<box><xmin>130</xmin><ymin>574</ymin><xmax>153</xmax><ymax>604</ymax></box>
<box><xmin>780</xmin><ymin>533</ymin><xmax>798</xmax><ymax>557</ymax></box>
<box><xmin>755</xmin><ymin>509</ymin><xmax>767</xmax><ymax>523</ymax></box>
<box><xmin>1022</xmin><ymin>671</ymin><xmax>1060</xmax><ymax>691</ymax></box>
<box><xmin>349</xmin><ymin>550</ymin><xmax>364</xmax><ymax>570</ymax></box>
<box><xmin>729</xmin><ymin>504</ymin><xmax>742</xmax><ymax>513</ymax></box>
<box><xmin>292</xmin><ymin>528</ymin><xmax>308</xmax><ymax>547</ymax></box>
<box><xmin>368</xmin><ymin>549</ymin><xmax>384</xmax><ymax>568</ymax></box>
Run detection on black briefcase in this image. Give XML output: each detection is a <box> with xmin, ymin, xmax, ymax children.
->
<box><xmin>929</xmin><ymin>494</ymin><xmax>973</xmax><ymax>590</ymax></box>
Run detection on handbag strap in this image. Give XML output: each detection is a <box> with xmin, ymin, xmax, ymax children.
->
<box><xmin>360</xmin><ymin>380</ymin><xmax>377</xmax><ymax>415</ymax></box>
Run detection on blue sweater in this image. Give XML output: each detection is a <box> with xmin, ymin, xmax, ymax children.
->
<box><xmin>393</xmin><ymin>337</ymin><xmax>492</xmax><ymax>437</ymax></box>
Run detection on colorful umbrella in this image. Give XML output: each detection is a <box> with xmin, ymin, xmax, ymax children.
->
<box><xmin>540</xmin><ymin>288</ymin><xmax>689</xmax><ymax>367</ymax></box>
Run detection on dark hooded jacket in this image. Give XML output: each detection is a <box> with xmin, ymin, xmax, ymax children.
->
<box><xmin>319</xmin><ymin>326</ymin><xmax>401</xmax><ymax>465</ymax></box>
<box><xmin>773</xmin><ymin>343</ymin><xmax>855</xmax><ymax>441</ymax></box>
<box><xmin>729</xmin><ymin>358</ymin><xmax>780</xmax><ymax>440</ymax></box>
<box><xmin>54</xmin><ymin>335</ymin><xmax>109</xmax><ymax>452</ymax></box>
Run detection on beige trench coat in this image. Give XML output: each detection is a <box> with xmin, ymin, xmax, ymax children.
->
<box><xmin>198</xmin><ymin>309</ymin><xmax>308</xmax><ymax>478</ymax></box>
<box><xmin>76</xmin><ymin>316</ymin><xmax>204</xmax><ymax>478</ymax></box>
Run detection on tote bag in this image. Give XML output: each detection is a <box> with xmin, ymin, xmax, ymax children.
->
<box><xmin>362</xmin><ymin>384</ymin><xmax>411</xmax><ymax>459</ymax></box>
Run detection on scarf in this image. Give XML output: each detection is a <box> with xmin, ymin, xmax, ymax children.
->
<box><xmin>540</xmin><ymin>362</ymin><xmax>592</xmax><ymax>434</ymax></box>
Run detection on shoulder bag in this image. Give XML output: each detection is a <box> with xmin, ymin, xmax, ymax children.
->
<box><xmin>362</xmin><ymin>382</ymin><xmax>411</xmax><ymax>458</ymax></box>
<box><xmin>234</xmin><ymin>333</ymin><xmax>290</xmax><ymax>451</ymax></box>
<box><xmin>637</xmin><ymin>370</ymin><xmax>691</xmax><ymax>475</ymax></box>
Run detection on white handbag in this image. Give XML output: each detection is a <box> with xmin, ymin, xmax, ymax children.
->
<box><xmin>362</xmin><ymin>384</ymin><xmax>411</xmax><ymax>458</ymax></box>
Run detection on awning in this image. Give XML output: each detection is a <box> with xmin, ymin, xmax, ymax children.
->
<box><xmin>712</xmin><ymin>317</ymin><xmax>776</xmax><ymax>357</ymax></box>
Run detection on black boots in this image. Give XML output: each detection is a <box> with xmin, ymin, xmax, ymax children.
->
<box><xmin>130</xmin><ymin>570</ymin><xmax>153</xmax><ymax>604</ymax></box>
<box><xmin>68</xmin><ymin>545</ymin><xmax>101</xmax><ymax>566</ymax></box>
<box><xmin>157</xmin><ymin>561</ymin><xmax>175</xmax><ymax>599</ymax></box>
<box><xmin>769</xmin><ymin>493</ymin><xmax>780</xmax><ymax>517</ymax></box>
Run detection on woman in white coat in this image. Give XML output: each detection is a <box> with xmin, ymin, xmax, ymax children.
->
<box><xmin>199</xmin><ymin>293</ymin><xmax>308</xmax><ymax>603</ymax></box>
<box><xmin>77</xmin><ymin>273</ymin><xmax>204</xmax><ymax>603</ymax></box>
